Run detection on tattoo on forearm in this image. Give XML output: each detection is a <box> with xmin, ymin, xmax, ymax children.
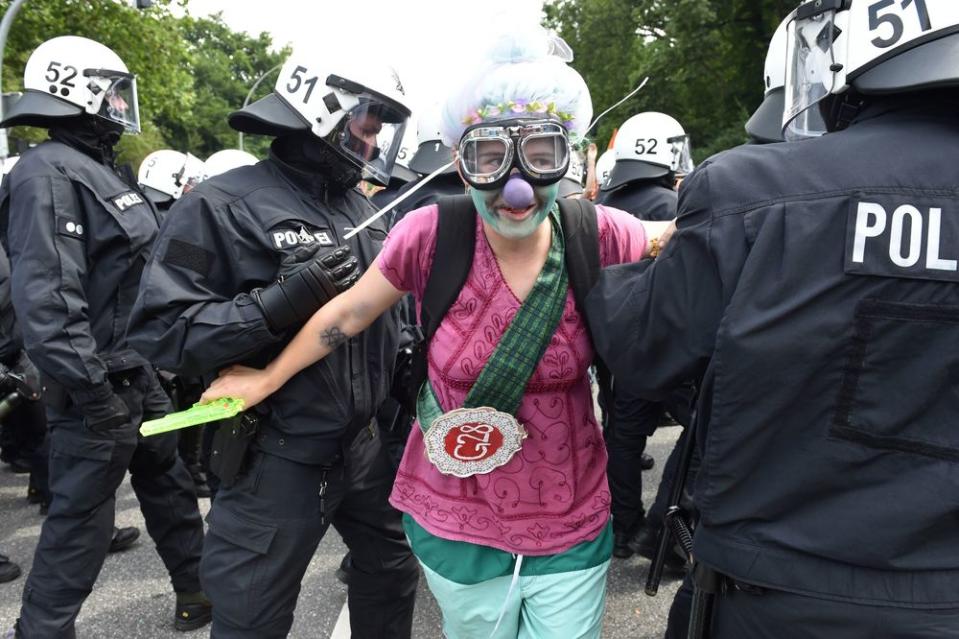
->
<box><xmin>320</xmin><ymin>326</ymin><xmax>348</xmax><ymax>349</ymax></box>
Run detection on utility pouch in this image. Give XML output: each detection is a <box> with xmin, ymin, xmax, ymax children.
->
<box><xmin>209</xmin><ymin>412</ymin><xmax>259</xmax><ymax>487</ymax></box>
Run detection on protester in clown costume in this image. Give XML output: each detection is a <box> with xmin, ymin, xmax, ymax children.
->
<box><xmin>202</xmin><ymin>25</ymin><xmax>674</xmax><ymax>639</ymax></box>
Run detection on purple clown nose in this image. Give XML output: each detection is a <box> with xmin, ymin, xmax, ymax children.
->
<box><xmin>501</xmin><ymin>174</ymin><xmax>535</xmax><ymax>209</ymax></box>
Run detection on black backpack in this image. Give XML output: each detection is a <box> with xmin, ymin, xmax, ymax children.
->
<box><xmin>404</xmin><ymin>195</ymin><xmax>612</xmax><ymax>415</ymax></box>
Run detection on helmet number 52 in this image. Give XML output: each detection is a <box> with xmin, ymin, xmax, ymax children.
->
<box><xmin>45</xmin><ymin>61</ymin><xmax>78</xmax><ymax>88</ymax></box>
<box><xmin>635</xmin><ymin>138</ymin><xmax>658</xmax><ymax>155</ymax></box>
<box><xmin>286</xmin><ymin>66</ymin><xmax>318</xmax><ymax>104</ymax></box>
<box><xmin>868</xmin><ymin>0</ymin><xmax>932</xmax><ymax>49</ymax></box>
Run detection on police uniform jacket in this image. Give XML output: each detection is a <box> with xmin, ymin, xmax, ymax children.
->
<box><xmin>127</xmin><ymin>150</ymin><xmax>398</xmax><ymax>465</ymax></box>
<box><xmin>586</xmin><ymin>95</ymin><xmax>959</xmax><ymax>609</ymax></box>
<box><xmin>0</xmin><ymin>135</ymin><xmax>158</xmax><ymax>401</ymax></box>
<box><xmin>597</xmin><ymin>180</ymin><xmax>677</xmax><ymax>221</ymax></box>
<box><xmin>0</xmin><ymin>242</ymin><xmax>21</xmax><ymax>364</ymax></box>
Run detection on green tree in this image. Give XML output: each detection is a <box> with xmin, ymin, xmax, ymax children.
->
<box><xmin>0</xmin><ymin>1</ymin><xmax>286</xmax><ymax>167</ymax></box>
<box><xmin>153</xmin><ymin>13</ymin><xmax>288</xmax><ymax>159</ymax></box>
<box><xmin>545</xmin><ymin>0</ymin><xmax>795</xmax><ymax>162</ymax></box>
<box><xmin>0</xmin><ymin>0</ymin><xmax>193</xmax><ymax>165</ymax></box>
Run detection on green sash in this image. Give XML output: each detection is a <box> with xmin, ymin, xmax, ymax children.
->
<box><xmin>418</xmin><ymin>207</ymin><xmax>568</xmax><ymax>432</ymax></box>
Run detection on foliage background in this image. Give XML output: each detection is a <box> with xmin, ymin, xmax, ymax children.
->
<box><xmin>544</xmin><ymin>0</ymin><xmax>795</xmax><ymax>162</ymax></box>
<box><xmin>0</xmin><ymin>0</ymin><xmax>795</xmax><ymax>168</ymax></box>
<box><xmin>0</xmin><ymin>0</ymin><xmax>287</xmax><ymax>166</ymax></box>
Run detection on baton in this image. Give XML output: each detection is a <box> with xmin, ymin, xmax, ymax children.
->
<box><xmin>344</xmin><ymin>159</ymin><xmax>457</xmax><ymax>240</ymax></box>
<box><xmin>140</xmin><ymin>398</ymin><xmax>245</xmax><ymax>437</ymax></box>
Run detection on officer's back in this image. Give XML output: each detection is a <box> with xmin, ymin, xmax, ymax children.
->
<box><xmin>680</xmin><ymin>91</ymin><xmax>959</xmax><ymax>606</ymax></box>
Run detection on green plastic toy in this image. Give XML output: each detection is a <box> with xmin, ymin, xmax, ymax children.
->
<box><xmin>139</xmin><ymin>398</ymin><xmax>245</xmax><ymax>437</ymax></box>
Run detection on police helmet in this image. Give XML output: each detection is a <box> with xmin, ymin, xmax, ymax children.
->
<box><xmin>202</xmin><ymin>149</ymin><xmax>258</xmax><ymax>180</ymax></box>
<box><xmin>784</xmin><ymin>0</ymin><xmax>959</xmax><ymax>139</ymax></box>
<box><xmin>558</xmin><ymin>149</ymin><xmax>585</xmax><ymax>198</ymax></box>
<box><xmin>746</xmin><ymin>16</ymin><xmax>791</xmax><ymax>143</ymax></box>
<box><xmin>594</xmin><ymin>150</ymin><xmax>615</xmax><ymax>191</ymax></box>
<box><xmin>138</xmin><ymin>150</ymin><xmax>204</xmax><ymax>203</ymax></box>
<box><xmin>1</xmin><ymin>36</ymin><xmax>140</xmax><ymax>133</ymax></box>
<box><xmin>408</xmin><ymin>105</ymin><xmax>455</xmax><ymax>176</ymax></box>
<box><xmin>605</xmin><ymin>112</ymin><xmax>694</xmax><ymax>191</ymax></box>
<box><xmin>229</xmin><ymin>42</ymin><xmax>413</xmax><ymax>186</ymax></box>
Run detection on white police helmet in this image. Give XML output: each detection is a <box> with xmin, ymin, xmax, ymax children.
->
<box><xmin>202</xmin><ymin>149</ymin><xmax>258</xmax><ymax>180</ymax></box>
<box><xmin>408</xmin><ymin>104</ymin><xmax>455</xmax><ymax>176</ymax></box>
<box><xmin>606</xmin><ymin>112</ymin><xmax>694</xmax><ymax>190</ymax></box>
<box><xmin>594</xmin><ymin>149</ymin><xmax>616</xmax><ymax>190</ymax></box>
<box><xmin>558</xmin><ymin>149</ymin><xmax>585</xmax><ymax>198</ymax></box>
<box><xmin>228</xmin><ymin>42</ymin><xmax>412</xmax><ymax>185</ymax></box>
<box><xmin>1</xmin><ymin>36</ymin><xmax>139</xmax><ymax>132</ymax></box>
<box><xmin>784</xmin><ymin>0</ymin><xmax>959</xmax><ymax>139</ymax></box>
<box><xmin>138</xmin><ymin>150</ymin><xmax>204</xmax><ymax>203</ymax></box>
<box><xmin>746</xmin><ymin>16</ymin><xmax>792</xmax><ymax>143</ymax></box>
<box><xmin>375</xmin><ymin>123</ymin><xmax>419</xmax><ymax>184</ymax></box>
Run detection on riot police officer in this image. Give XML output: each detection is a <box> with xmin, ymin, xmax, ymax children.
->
<box><xmin>0</xmin><ymin>36</ymin><xmax>208</xmax><ymax>636</ymax></box>
<box><xmin>596</xmin><ymin>111</ymin><xmax>693</xmax><ymax>219</ymax></box>
<box><xmin>386</xmin><ymin>105</ymin><xmax>462</xmax><ymax>225</ymax></box>
<box><xmin>596</xmin><ymin>112</ymin><xmax>697</xmax><ymax>558</ymax></box>
<box><xmin>127</xmin><ymin>41</ymin><xmax>419</xmax><ymax>638</ymax></box>
<box><xmin>137</xmin><ymin>149</ymin><xmax>204</xmax><ymax>215</ymax></box>
<box><xmin>588</xmin><ymin>2</ymin><xmax>959</xmax><ymax>636</ymax></box>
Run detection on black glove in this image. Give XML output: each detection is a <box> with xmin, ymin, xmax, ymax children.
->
<box><xmin>0</xmin><ymin>351</ymin><xmax>42</xmax><ymax>401</ymax></box>
<box><xmin>71</xmin><ymin>383</ymin><xmax>131</xmax><ymax>432</ymax></box>
<box><xmin>253</xmin><ymin>245</ymin><xmax>359</xmax><ymax>333</ymax></box>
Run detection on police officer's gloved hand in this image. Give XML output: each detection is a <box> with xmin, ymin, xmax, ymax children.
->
<box><xmin>71</xmin><ymin>384</ymin><xmax>131</xmax><ymax>432</ymax></box>
<box><xmin>8</xmin><ymin>352</ymin><xmax>42</xmax><ymax>401</ymax></box>
<box><xmin>253</xmin><ymin>245</ymin><xmax>359</xmax><ymax>333</ymax></box>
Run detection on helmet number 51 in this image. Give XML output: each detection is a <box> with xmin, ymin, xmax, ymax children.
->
<box><xmin>286</xmin><ymin>66</ymin><xmax>318</xmax><ymax>104</ymax></box>
<box><xmin>868</xmin><ymin>0</ymin><xmax>932</xmax><ymax>49</ymax></box>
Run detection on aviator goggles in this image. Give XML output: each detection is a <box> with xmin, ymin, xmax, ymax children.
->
<box><xmin>458</xmin><ymin>118</ymin><xmax>570</xmax><ymax>190</ymax></box>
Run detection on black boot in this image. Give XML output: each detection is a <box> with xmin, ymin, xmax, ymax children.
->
<box><xmin>109</xmin><ymin>526</ymin><xmax>141</xmax><ymax>553</ymax></box>
<box><xmin>335</xmin><ymin>551</ymin><xmax>352</xmax><ymax>585</ymax></box>
<box><xmin>0</xmin><ymin>554</ymin><xmax>22</xmax><ymax>584</ymax></box>
<box><xmin>631</xmin><ymin>525</ymin><xmax>686</xmax><ymax>574</ymax></box>
<box><xmin>175</xmin><ymin>592</ymin><xmax>212</xmax><ymax>632</ymax></box>
<box><xmin>640</xmin><ymin>452</ymin><xmax>655</xmax><ymax>471</ymax></box>
<box><xmin>613</xmin><ymin>531</ymin><xmax>635</xmax><ymax>559</ymax></box>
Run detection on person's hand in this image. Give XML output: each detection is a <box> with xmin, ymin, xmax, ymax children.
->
<box><xmin>659</xmin><ymin>220</ymin><xmax>677</xmax><ymax>250</ymax></box>
<box><xmin>200</xmin><ymin>365</ymin><xmax>278</xmax><ymax>410</ymax></box>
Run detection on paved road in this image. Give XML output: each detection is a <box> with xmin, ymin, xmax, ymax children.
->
<box><xmin>0</xmin><ymin>426</ymin><xmax>683</xmax><ymax>638</ymax></box>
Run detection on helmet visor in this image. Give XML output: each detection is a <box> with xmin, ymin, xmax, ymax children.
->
<box><xmin>341</xmin><ymin>98</ymin><xmax>408</xmax><ymax>185</ymax></box>
<box><xmin>783</xmin><ymin>6</ymin><xmax>837</xmax><ymax>140</ymax></box>
<box><xmin>89</xmin><ymin>70</ymin><xmax>140</xmax><ymax>133</ymax></box>
<box><xmin>667</xmin><ymin>134</ymin><xmax>695</xmax><ymax>175</ymax></box>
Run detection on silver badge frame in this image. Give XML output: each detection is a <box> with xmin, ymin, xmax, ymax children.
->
<box><xmin>423</xmin><ymin>406</ymin><xmax>527</xmax><ymax>478</ymax></box>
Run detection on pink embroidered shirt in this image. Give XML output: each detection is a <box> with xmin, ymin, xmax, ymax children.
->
<box><xmin>378</xmin><ymin>204</ymin><xmax>647</xmax><ymax>556</ymax></box>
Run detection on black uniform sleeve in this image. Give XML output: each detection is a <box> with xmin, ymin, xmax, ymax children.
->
<box><xmin>0</xmin><ymin>242</ymin><xmax>21</xmax><ymax>364</ymax></box>
<box><xmin>6</xmin><ymin>174</ymin><xmax>109</xmax><ymax>392</ymax></box>
<box><xmin>127</xmin><ymin>192</ymin><xmax>281</xmax><ymax>377</ymax></box>
<box><xmin>586</xmin><ymin>165</ymin><xmax>749</xmax><ymax>400</ymax></box>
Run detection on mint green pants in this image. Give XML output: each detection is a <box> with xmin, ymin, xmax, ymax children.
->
<box><xmin>420</xmin><ymin>559</ymin><xmax>611</xmax><ymax>639</ymax></box>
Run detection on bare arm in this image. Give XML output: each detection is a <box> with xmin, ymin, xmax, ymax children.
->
<box><xmin>201</xmin><ymin>257</ymin><xmax>405</xmax><ymax>408</ymax></box>
<box><xmin>641</xmin><ymin>220</ymin><xmax>677</xmax><ymax>256</ymax></box>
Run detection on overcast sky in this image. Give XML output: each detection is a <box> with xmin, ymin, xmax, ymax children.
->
<box><xmin>181</xmin><ymin>0</ymin><xmax>547</xmax><ymax>114</ymax></box>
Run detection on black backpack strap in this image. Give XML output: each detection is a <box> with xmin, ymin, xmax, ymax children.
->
<box><xmin>558</xmin><ymin>198</ymin><xmax>601</xmax><ymax>312</ymax></box>
<box><xmin>558</xmin><ymin>198</ymin><xmax>614</xmax><ymax>426</ymax></box>
<box><xmin>404</xmin><ymin>195</ymin><xmax>476</xmax><ymax>411</ymax></box>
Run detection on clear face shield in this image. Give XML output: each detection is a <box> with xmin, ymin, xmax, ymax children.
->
<box><xmin>86</xmin><ymin>69</ymin><xmax>140</xmax><ymax>133</ymax></box>
<box><xmin>783</xmin><ymin>4</ymin><xmax>839</xmax><ymax>141</ymax></box>
<box><xmin>339</xmin><ymin>97</ymin><xmax>408</xmax><ymax>186</ymax></box>
<box><xmin>459</xmin><ymin>119</ymin><xmax>570</xmax><ymax>190</ymax></box>
<box><xmin>667</xmin><ymin>134</ymin><xmax>695</xmax><ymax>175</ymax></box>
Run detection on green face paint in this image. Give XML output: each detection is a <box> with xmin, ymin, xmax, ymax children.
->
<box><xmin>470</xmin><ymin>182</ymin><xmax>560</xmax><ymax>239</ymax></box>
